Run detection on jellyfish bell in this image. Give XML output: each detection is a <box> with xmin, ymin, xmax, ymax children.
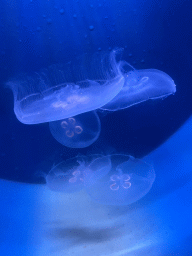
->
<box><xmin>46</xmin><ymin>155</ymin><xmax>90</xmax><ymax>193</ymax></box>
<box><xmin>49</xmin><ymin>111</ymin><xmax>101</xmax><ymax>148</ymax></box>
<box><xmin>46</xmin><ymin>155</ymin><xmax>111</xmax><ymax>193</ymax></box>
<box><xmin>84</xmin><ymin>154</ymin><xmax>155</xmax><ymax>206</ymax></box>
<box><xmin>6</xmin><ymin>49</ymin><xmax>124</xmax><ymax>125</ymax></box>
<box><xmin>101</xmin><ymin>68</ymin><xmax>176</xmax><ymax>111</ymax></box>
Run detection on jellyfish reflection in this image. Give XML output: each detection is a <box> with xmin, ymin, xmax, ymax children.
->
<box><xmin>101</xmin><ymin>68</ymin><xmax>176</xmax><ymax>111</ymax></box>
<box><xmin>49</xmin><ymin>111</ymin><xmax>101</xmax><ymax>148</ymax></box>
<box><xmin>84</xmin><ymin>154</ymin><xmax>155</xmax><ymax>206</ymax></box>
<box><xmin>7</xmin><ymin>49</ymin><xmax>124</xmax><ymax>124</ymax></box>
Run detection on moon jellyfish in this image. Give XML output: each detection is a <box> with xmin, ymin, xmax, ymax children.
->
<box><xmin>46</xmin><ymin>156</ymin><xmax>89</xmax><ymax>193</ymax></box>
<box><xmin>84</xmin><ymin>154</ymin><xmax>155</xmax><ymax>205</ymax></box>
<box><xmin>49</xmin><ymin>111</ymin><xmax>101</xmax><ymax>148</ymax></box>
<box><xmin>6</xmin><ymin>49</ymin><xmax>124</xmax><ymax>124</ymax></box>
<box><xmin>101</xmin><ymin>69</ymin><xmax>176</xmax><ymax>111</ymax></box>
<box><xmin>46</xmin><ymin>155</ymin><xmax>111</xmax><ymax>193</ymax></box>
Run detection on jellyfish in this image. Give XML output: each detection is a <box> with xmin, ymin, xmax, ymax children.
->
<box><xmin>46</xmin><ymin>156</ymin><xmax>89</xmax><ymax>193</ymax></box>
<box><xmin>46</xmin><ymin>155</ymin><xmax>111</xmax><ymax>193</ymax></box>
<box><xmin>6</xmin><ymin>49</ymin><xmax>124</xmax><ymax>124</ymax></box>
<box><xmin>49</xmin><ymin>111</ymin><xmax>101</xmax><ymax>148</ymax></box>
<box><xmin>84</xmin><ymin>154</ymin><xmax>155</xmax><ymax>205</ymax></box>
<box><xmin>101</xmin><ymin>68</ymin><xmax>176</xmax><ymax>111</ymax></box>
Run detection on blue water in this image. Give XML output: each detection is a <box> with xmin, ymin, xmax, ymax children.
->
<box><xmin>0</xmin><ymin>0</ymin><xmax>192</xmax><ymax>255</ymax></box>
<box><xmin>1</xmin><ymin>116</ymin><xmax>192</xmax><ymax>255</ymax></box>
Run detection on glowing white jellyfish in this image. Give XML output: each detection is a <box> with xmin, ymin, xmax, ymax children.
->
<box><xmin>101</xmin><ymin>68</ymin><xmax>176</xmax><ymax>111</ymax></box>
<box><xmin>7</xmin><ymin>49</ymin><xmax>124</xmax><ymax>124</ymax></box>
<box><xmin>7</xmin><ymin>48</ymin><xmax>176</xmax><ymax>150</ymax></box>
<box><xmin>84</xmin><ymin>154</ymin><xmax>156</xmax><ymax>206</ymax></box>
<box><xmin>49</xmin><ymin>111</ymin><xmax>101</xmax><ymax>148</ymax></box>
<box><xmin>46</xmin><ymin>154</ymin><xmax>155</xmax><ymax>206</ymax></box>
<box><xmin>46</xmin><ymin>155</ymin><xmax>111</xmax><ymax>193</ymax></box>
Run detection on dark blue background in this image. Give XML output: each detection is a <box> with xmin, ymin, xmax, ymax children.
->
<box><xmin>0</xmin><ymin>0</ymin><xmax>191</xmax><ymax>184</ymax></box>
